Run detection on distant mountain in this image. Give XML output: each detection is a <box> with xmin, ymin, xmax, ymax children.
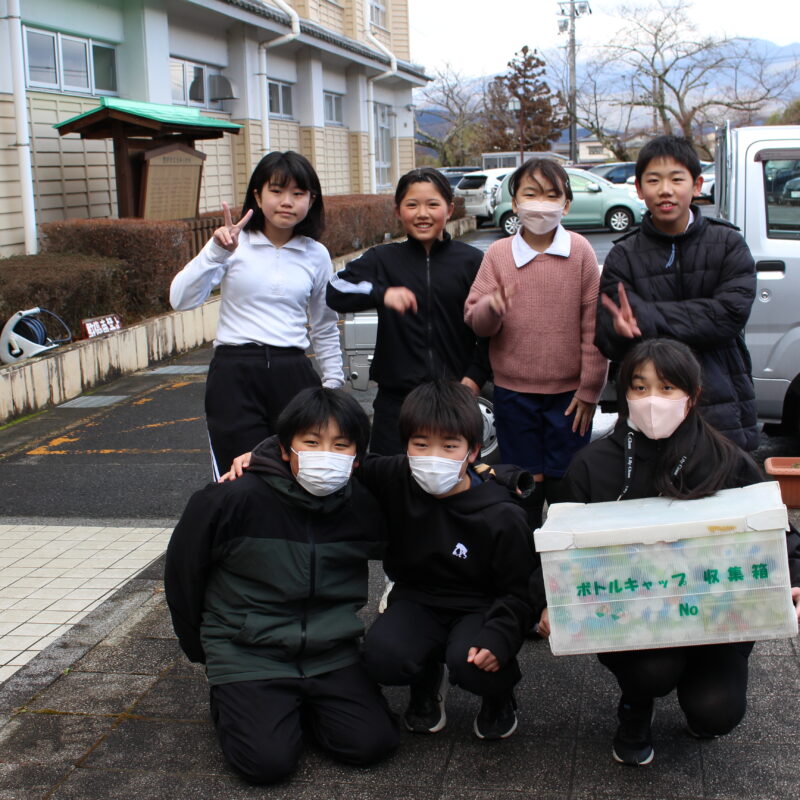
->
<box><xmin>413</xmin><ymin>39</ymin><xmax>800</xmax><ymax>150</ymax></box>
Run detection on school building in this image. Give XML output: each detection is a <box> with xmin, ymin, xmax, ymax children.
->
<box><xmin>0</xmin><ymin>0</ymin><xmax>426</xmax><ymax>257</ymax></box>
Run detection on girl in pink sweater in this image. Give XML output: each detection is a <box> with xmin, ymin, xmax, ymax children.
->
<box><xmin>464</xmin><ymin>159</ymin><xmax>607</xmax><ymax>528</ymax></box>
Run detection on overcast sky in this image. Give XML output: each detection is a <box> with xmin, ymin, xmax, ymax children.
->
<box><xmin>406</xmin><ymin>0</ymin><xmax>798</xmax><ymax>78</ymax></box>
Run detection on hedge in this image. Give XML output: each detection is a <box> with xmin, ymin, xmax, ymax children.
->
<box><xmin>0</xmin><ymin>252</ymin><xmax>128</xmax><ymax>339</ymax></box>
<box><xmin>14</xmin><ymin>193</ymin><xmax>469</xmax><ymax>330</ymax></box>
<box><xmin>41</xmin><ymin>218</ymin><xmax>191</xmax><ymax>318</ymax></box>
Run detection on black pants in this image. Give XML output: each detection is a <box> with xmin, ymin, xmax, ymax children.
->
<box><xmin>209</xmin><ymin>663</ymin><xmax>399</xmax><ymax>785</ymax></box>
<box><xmin>205</xmin><ymin>344</ymin><xmax>320</xmax><ymax>477</ymax></box>
<box><xmin>598</xmin><ymin>641</ymin><xmax>753</xmax><ymax>735</ymax></box>
<box><xmin>363</xmin><ymin>599</ymin><xmax>521</xmax><ymax>699</ymax></box>
<box><xmin>369</xmin><ymin>387</ymin><xmax>408</xmax><ymax>455</ymax></box>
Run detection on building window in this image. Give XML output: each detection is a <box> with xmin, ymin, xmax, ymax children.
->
<box><xmin>370</xmin><ymin>1</ymin><xmax>387</xmax><ymax>29</ymax></box>
<box><xmin>24</xmin><ymin>27</ymin><xmax>117</xmax><ymax>95</ymax></box>
<box><xmin>170</xmin><ymin>59</ymin><xmax>222</xmax><ymax>108</ymax></box>
<box><xmin>324</xmin><ymin>92</ymin><xmax>343</xmax><ymax>125</ymax></box>
<box><xmin>268</xmin><ymin>80</ymin><xmax>294</xmax><ymax>118</ymax></box>
<box><xmin>374</xmin><ymin>102</ymin><xmax>392</xmax><ymax>190</ymax></box>
<box><xmin>588</xmin><ymin>145</ymin><xmax>604</xmax><ymax>155</ymax></box>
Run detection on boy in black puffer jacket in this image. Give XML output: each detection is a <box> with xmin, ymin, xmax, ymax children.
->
<box><xmin>596</xmin><ymin>134</ymin><xmax>758</xmax><ymax>450</ymax></box>
<box><xmin>164</xmin><ymin>387</ymin><xmax>398</xmax><ymax>785</ymax></box>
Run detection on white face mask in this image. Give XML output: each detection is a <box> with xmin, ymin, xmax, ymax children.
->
<box><xmin>627</xmin><ymin>395</ymin><xmax>689</xmax><ymax>440</ymax></box>
<box><xmin>516</xmin><ymin>199</ymin><xmax>565</xmax><ymax>236</ymax></box>
<box><xmin>408</xmin><ymin>453</ymin><xmax>469</xmax><ymax>496</ymax></box>
<box><xmin>291</xmin><ymin>448</ymin><xmax>355</xmax><ymax>496</ymax></box>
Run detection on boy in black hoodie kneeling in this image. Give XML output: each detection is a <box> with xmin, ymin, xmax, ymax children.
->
<box><xmin>164</xmin><ymin>387</ymin><xmax>398</xmax><ymax>785</ymax></box>
<box><xmin>358</xmin><ymin>381</ymin><xmax>536</xmax><ymax>741</ymax></box>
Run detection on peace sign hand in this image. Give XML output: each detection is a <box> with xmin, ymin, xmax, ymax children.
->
<box><xmin>212</xmin><ymin>202</ymin><xmax>253</xmax><ymax>252</ymax></box>
<box><xmin>600</xmin><ymin>281</ymin><xmax>642</xmax><ymax>339</ymax></box>
<box><xmin>489</xmin><ymin>280</ymin><xmax>515</xmax><ymax>316</ymax></box>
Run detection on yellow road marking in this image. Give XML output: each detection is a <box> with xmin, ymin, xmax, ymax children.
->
<box><xmin>121</xmin><ymin>416</ymin><xmax>202</xmax><ymax>433</ymax></box>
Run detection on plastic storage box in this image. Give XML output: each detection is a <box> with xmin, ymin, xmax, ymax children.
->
<box><xmin>535</xmin><ymin>482</ymin><xmax>797</xmax><ymax>656</ymax></box>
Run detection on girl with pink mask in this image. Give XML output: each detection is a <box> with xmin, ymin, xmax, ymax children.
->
<box><xmin>536</xmin><ymin>338</ymin><xmax>800</xmax><ymax>767</ymax></box>
<box><xmin>465</xmin><ymin>158</ymin><xmax>608</xmax><ymax>529</ymax></box>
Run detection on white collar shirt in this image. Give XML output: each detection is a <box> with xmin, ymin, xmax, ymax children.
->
<box><xmin>511</xmin><ymin>223</ymin><xmax>572</xmax><ymax>268</ymax></box>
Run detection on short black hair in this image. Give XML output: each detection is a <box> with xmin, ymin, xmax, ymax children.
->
<box><xmin>635</xmin><ymin>135</ymin><xmax>702</xmax><ymax>182</ymax></box>
<box><xmin>509</xmin><ymin>157</ymin><xmax>573</xmax><ymax>202</ymax></box>
<box><xmin>242</xmin><ymin>151</ymin><xmax>325</xmax><ymax>240</ymax></box>
<box><xmin>394</xmin><ymin>167</ymin><xmax>454</xmax><ymax>206</ymax></box>
<box><xmin>398</xmin><ymin>381</ymin><xmax>483</xmax><ymax>450</ymax></box>
<box><xmin>277</xmin><ymin>387</ymin><xmax>370</xmax><ymax>460</ymax></box>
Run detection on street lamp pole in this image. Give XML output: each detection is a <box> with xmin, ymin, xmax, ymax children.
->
<box><xmin>568</xmin><ymin>3</ymin><xmax>577</xmax><ymax>163</ymax></box>
<box><xmin>507</xmin><ymin>96</ymin><xmax>524</xmax><ymax>165</ymax></box>
<box><xmin>558</xmin><ymin>1</ymin><xmax>591</xmax><ymax>164</ymax></box>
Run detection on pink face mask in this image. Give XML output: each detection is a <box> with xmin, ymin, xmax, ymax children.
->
<box><xmin>515</xmin><ymin>199</ymin><xmax>565</xmax><ymax>236</ymax></box>
<box><xmin>627</xmin><ymin>395</ymin><xmax>689</xmax><ymax>440</ymax></box>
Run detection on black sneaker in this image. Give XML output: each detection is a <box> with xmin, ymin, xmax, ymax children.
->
<box><xmin>612</xmin><ymin>697</ymin><xmax>655</xmax><ymax>766</ymax></box>
<box><xmin>404</xmin><ymin>663</ymin><xmax>448</xmax><ymax>733</ymax></box>
<box><xmin>473</xmin><ymin>692</ymin><xmax>518</xmax><ymax>740</ymax></box>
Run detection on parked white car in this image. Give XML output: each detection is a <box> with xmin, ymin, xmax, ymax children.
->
<box><xmin>454</xmin><ymin>168</ymin><xmax>512</xmax><ymax>224</ymax></box>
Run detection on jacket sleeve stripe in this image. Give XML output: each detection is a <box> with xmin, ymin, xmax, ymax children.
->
<box><xmin>329</xmin><ymin>271</ymin><xmax>373</xmax><ymax>295</ymax></box>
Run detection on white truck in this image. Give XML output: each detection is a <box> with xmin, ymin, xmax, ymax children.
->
<box><xmin>717</xmin><ymin>124</ymin><xmax>800</xmax><ymax>433</ymax></box>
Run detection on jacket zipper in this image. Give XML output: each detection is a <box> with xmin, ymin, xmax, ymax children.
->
<box><xmin>296</xmin><ymin>512</ymin><xmax>315</xmax><ymax>677</ymax></box>
<box><xmin>425</xmin><ymin>252</ymin><xmax>435</xmax><ymax>376</ymax></box>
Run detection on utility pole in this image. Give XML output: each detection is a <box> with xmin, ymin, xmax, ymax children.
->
<box><xmin>558</xmin><ymin>2</ymin><xmax>591</xmax><ymax>164</ymax></box>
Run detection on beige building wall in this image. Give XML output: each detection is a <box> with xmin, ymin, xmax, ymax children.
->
<box><xmin>348</xmin><ymin>131</ymin><xmax>370</xmax><ymax>194</ymax></box>
<box><xmin>387</xmin><ymin>1</ymin><xmax>410</xmax><ymax>62</ymax></box>
<box><xmin>397</xmin><ymin>135</ymin><xmax>415</xmax><ymax>178</ymax></box>
<box><xmin>27</xmin><ymin>93</ymin><xmax>116</xmax><ymax>227</ymax></box>
<box><xmin>319</xmin><ymin>126</ymin><xmax>351</xmax><ymax>193</ymax></box>
<box><xmin>304</xmin><ymin>0</ymin><xmax>346</xmax><ymax>34</ymax></box>
<box><xmin>0</xmin><ymin>94</ymin><xmax>25</xmax><ymax>253</ymax></box>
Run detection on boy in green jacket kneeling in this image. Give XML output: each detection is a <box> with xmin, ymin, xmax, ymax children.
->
<box><xmin>164</xmin><ymin>387</ymin><xmax>398</xmax><ymax>785</ymax></box>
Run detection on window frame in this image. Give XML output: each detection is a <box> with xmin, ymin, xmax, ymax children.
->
<box><xmin>170</xmin><ymin>58</ymin><xmax>222</xmax><ymax>110</ymax></box>
<box><xmin>23</xmin><ymin>25</ymin><xmax>117</xmax><ymax>96</ymax></box>
<box><xmin>268</xmin><ymin>79</ymin><xmax>294</xmax><ymax>119</ymax></box>
<box><xmin>370</xmin><ymin>1</ymin><xmax>388</xmax><ymax>29</ymax></box>
<box><xmin>374</xmin><ymin>101</ymin><xmax>392</xmax><ymax>191</ymax></box>
<box><xmin>323</xmin><ymin>91</ymin><xmax>344</xmax><ymax>125</ymax></box>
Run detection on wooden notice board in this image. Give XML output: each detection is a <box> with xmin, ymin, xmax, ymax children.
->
<box><xmin>139</xmin><ymin>144</ymin><xmax>206</xmax><ymax>220</ymax></box>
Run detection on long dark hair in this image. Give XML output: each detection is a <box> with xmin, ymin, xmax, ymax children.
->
<box><xmin>242</xmin><ymin>151</ymin><xmax>325</xmax><ymax>240</ymax></box>
<box><xmin>617</xmin><ymin>338</ymin><xmax>747</xmax><ymax>499</ymax></box>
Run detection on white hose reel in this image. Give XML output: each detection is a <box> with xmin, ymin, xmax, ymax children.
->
<box><xmin>0</xmin><ymin>307</ymin><xmax>72</xmax><ymax>364</ymax></box>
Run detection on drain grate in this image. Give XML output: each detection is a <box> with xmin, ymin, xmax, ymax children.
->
<box><xmin>58</xmin><ymin>395</ymin><xmax>129</xmax><ymax>409</ymax></box>
<box><xmin>146</xmin><ymin>366</ymin><xmax>209</xmax><ymax>375</ymax></box>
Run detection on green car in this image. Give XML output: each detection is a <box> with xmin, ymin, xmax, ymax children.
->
<box><xmin>492</xmin><ymin>167</ymin><xmax>646</xmax><ymax>236</ymax></box>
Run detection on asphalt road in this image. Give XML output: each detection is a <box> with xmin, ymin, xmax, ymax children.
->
<box><xmin>1</xmin><ymin>213</ymin><xmax>797</xmax><ymax>524</ymax></box>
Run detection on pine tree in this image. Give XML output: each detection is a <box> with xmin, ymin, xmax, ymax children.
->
<box><xmin>481</xmin><ymin>46</ymin><xmax>568</xmax><ymax>153</ymax></box>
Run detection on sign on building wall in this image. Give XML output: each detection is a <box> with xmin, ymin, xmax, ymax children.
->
<box><xmin>139</xmin><ymin>144</ymin><xmax>206</xmax><ymax>220</ymax></box>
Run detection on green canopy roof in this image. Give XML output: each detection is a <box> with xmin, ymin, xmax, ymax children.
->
<box><xmin>55</xmin><ymin>97</ymin><xmax>241</xmax><ymax>139</ymax></box>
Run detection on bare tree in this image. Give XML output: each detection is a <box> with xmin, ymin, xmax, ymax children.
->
<box><xmin>415</xmin><ymin>66</ymin><xmax>484</xmax><ymax>166</ymax></box>
<box><xmin>603</xmin><ymin>0</ymin><xmax>798</xmax><ymax>154</ymax></box>
<box><xmin>548</xmin><ymin>47</ymin><xmax>641</xmax><ymax>161</ymax></box>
